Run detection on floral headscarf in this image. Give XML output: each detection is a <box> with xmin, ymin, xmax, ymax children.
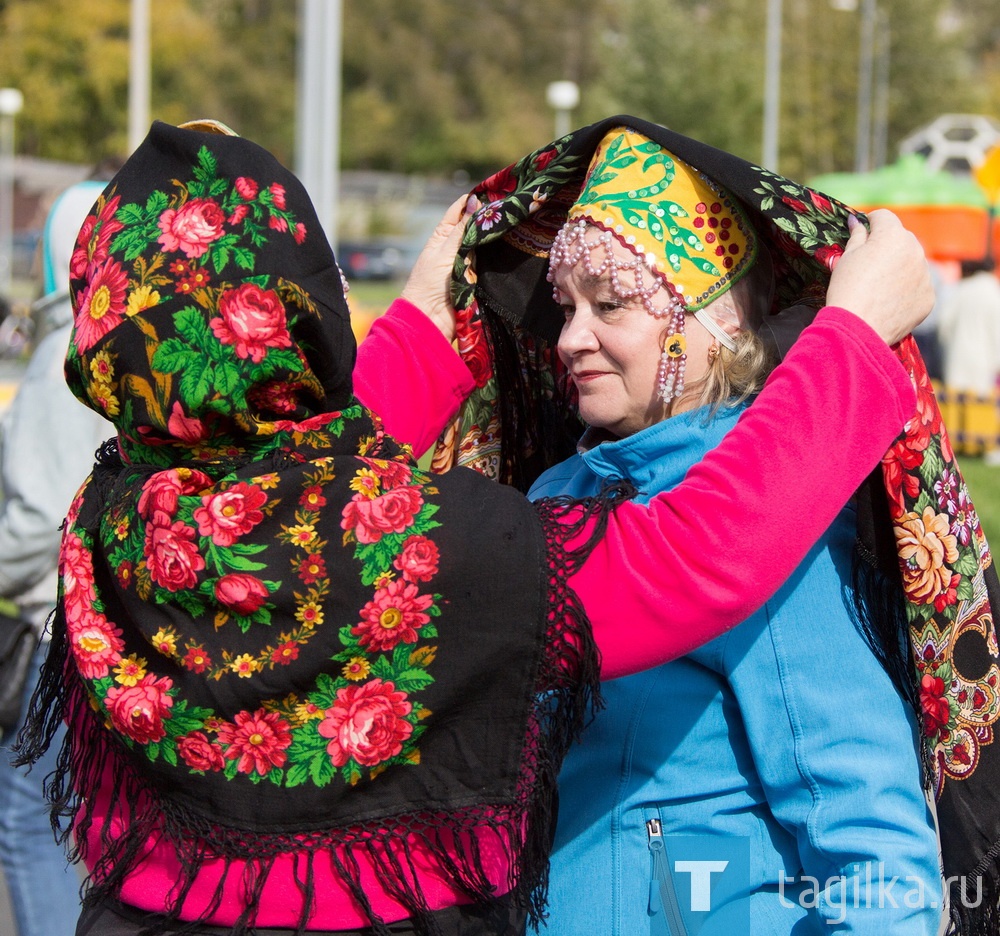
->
<box><xmin>17</xmin><ymin>122</ymin><xmax>614</xmax><ymax>935</ymax></box>
<box><xmin>441</xmin><ymin>114</ymin><xmax>1000</xmax><ymax>935</ymax></box>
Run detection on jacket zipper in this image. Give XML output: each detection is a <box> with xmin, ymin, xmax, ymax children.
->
<box><xmin>647</xmin><ymin>818</ymin><xmax>690</xmax><ymax>936</ymax></box>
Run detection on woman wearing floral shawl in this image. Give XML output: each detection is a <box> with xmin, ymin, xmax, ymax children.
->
<box><xmin>18</xmin><ymin>120</ymin><xmax>931</xmax><ymax>936</ymax></box>
<box><xmin>395</xmin><ymin>116</ymin><xmax>1000</xmax><ymax>935</ymax></box>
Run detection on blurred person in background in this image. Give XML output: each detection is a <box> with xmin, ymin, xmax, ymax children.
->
<box><xmin>0</xmin><ymin>180</ymin><xmax>113</xmax><ymax>936</ymax></box>
<box><xmin>938</xmin><ymin>257</ymin><xmax>1000</xmax><ymax>462</ymax></box>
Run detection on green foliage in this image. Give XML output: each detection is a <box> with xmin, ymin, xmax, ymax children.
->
<box><xmin>0</xmin><ymin>0</ymin><xmax>298</xmax><ymax>163</ymax></box>
<box><xmin>0</xmin><ymin>0</ymin><xmax>995</xmax><ymax>182</ymax></box>
<box><xmin>959</xmin><ymin>457</ymin><xmax>1000</xmax><ymax>547</ymax></box>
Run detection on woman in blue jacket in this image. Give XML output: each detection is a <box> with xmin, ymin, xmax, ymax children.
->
<box><xmin>519</xmin><ymin>125</ymin><xmax>941</xmax><ymax>935</ymax></box>
<box><xmin>435</xmin><ymin>122</ymin><xmax>947</xmax><ymax>935</ymax></box>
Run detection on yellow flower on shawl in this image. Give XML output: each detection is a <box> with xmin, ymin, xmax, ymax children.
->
<box><xmin>342</xmin><ymin>657</ymin><xmax>371</xmax><ymax>681</ymax></box>
<box><xmin>230</xmin><ymin>653</ymin><xmax>260</xmax><ymax>678</ymax></box>
<box><xmin>350</xmin><ymin>469</ymin><xmax>381</xmax><ymax>499</ymax></box>
<box><xmin>126</xmin><ymin>285</ymin><xmax>161</xmax><ymax>317</ymax></box>
<box><xmin>151</xmin><ymin>628</ymin><xmax>178</xmax><ymax>656</ymax></box>
<box><xmin>90</xmin><ymin>350</ymin><xmax>115</xmax><ymax>385</ymax></box>
<box><xmin>113</xmin><ymin>654</ymin><xmax>148</xmax><ymax>687</ymax></box>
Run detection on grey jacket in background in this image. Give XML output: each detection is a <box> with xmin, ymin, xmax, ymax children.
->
<box><xmin>0</xmin><ymin>312</ymin><xmax>111</xmax><ymax>631</ymax></box>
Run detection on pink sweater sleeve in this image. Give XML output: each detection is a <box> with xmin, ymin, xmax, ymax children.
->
<box><xmin>571</xmin><ymin>307</ymin><xmax>916</xmax><ymax>681</ymax></box>
<box><xmin>354</xmin><ymin>299</ymin><xmax>475</xmax><ymax>456</ymax></box>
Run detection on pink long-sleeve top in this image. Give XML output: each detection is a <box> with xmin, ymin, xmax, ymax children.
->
<box><xmin>88</xmin><ymin>298</ymin><xmax>915</xmax><ymax>929</ymax></box>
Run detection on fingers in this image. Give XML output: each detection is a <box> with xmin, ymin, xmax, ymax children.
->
<box><xmin>865</xmin><ymin>208</ymin><xmax>903</xmax><ymax>230</ymax></box>
<box><xmin>429</xmin><ymin>194</ymin><xmax>475</xmax><ymax>248</ymax></box>
<box><xmin>840</xmin><ymin>214</ymin><xmax>869</xmax><ymax>256</ymax></box>
<box><xmin>440</xmin><ymin>193</ymin><xmax>470</xmax><ymax>227</ymax></box>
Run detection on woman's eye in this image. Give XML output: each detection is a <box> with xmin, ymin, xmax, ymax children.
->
<box><xmin>560</xmin><ymin>304</ymin><xmax>576</xmax><ymax>320</ymax></box>
<box><xmin>598</xmin><ymin>300</ymin><xmax>624</xmax><ymax>314</ymax></box>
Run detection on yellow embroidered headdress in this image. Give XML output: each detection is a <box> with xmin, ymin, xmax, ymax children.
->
<box><xmin>547</xmin><ymin>127</ymin><xmax>759</xmax><ymax>402</ymax></box>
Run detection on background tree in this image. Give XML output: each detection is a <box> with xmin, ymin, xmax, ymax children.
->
<box><xmin>0</xmin><ymin>0</ymin><xmax>994</xmax><ymax>180</ymax></box>
<box><xmin>0</xmin><ymin>0</ymin><xmax>297</xmax><ymax>166</ymax></box>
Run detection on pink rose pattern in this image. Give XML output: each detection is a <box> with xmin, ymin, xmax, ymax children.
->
<box><xmin>63</xmin><ymin>447</ymin><xmax>440</xmax><ymax>788</ymax></box>
<box><xmin>210</xmin><ymin>283</ymin><xmax>293</xmax><ymax>363</ymax></box>
<box><xmin>157</xmin><ymin>198</ymin><xmax>226</xmax><ymax>259</ymax></box>
<box><xmin>61</xmin><ymin>145</ymin><xmax>438</xmax><ymax>787</ymax></box>
<box><xmin>106</xmin><ymin>674</ymin><xmax>175</xmax><ymax>744</ymax></box>
<box><xmin>318</xmin><ymin>680</ymin><xmax>413</xmax><ymax>767</ymax></box>
<box><xmin>194</xmin><ymin>482</ymin><xmax>267</xmax><ymax>546</ymax></box>
<box><xmin>66</xmin><ymin>144</ymin><xmax>307</xmax><ymax>442</ymax></box>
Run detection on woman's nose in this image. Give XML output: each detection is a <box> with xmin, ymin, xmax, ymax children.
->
<box><xmin>558</xmin><ymin>307</ymin><xmax>599</xmax><ymax>356</ymax></box>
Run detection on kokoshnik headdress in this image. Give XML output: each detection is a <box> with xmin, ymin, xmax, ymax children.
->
<box><xmin>15</xmin><ymin>121</ymin><xmax>619</xmax><ymax>935</ymax></box>
<box><xmin>547</xmin><ymin>128</ymin><xmax>758</xmax><ymax>403</ymax></box>
<box><xmin>436</xmin><ymin>115</ymin><xmax>1000</xmax><ymax>935</ymax></box>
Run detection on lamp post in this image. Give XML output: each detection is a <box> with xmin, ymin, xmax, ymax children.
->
<box><xmin>764</xmin><ymin>0</ymin><xmax>886</xmax><ymax>174</ymax></box>
<box><xmin>296</xmin><ymin>0</ymin><xmax>342</xmax><ymax>248</ymax></box>
<box><xmin>546</xmin><ymin>81</ymin><xmax>580</xmax><ymax>139</ymax></box>
<box><xmin>830</xmin><ymin>0</ymin><xmax>885</xmax><ymax>172</ymax></box>
<box><xmin>0</xmin><ymin>87</ymin><xmax>23</xmax><ymax>301</ymax></box>
<box><xmin>854</xmin><ymin>0</ymin><xmax>877</xmax><ymax>172</ymax></box>
<box><xmin>762</xmin><ymin>0</ymin><xmax>783</xmax><ymax>170</ymax></box>
<box><xmin>128</xmin><ymin>0</ymin><xmax>151</xmax><ymax>153</ymax></box>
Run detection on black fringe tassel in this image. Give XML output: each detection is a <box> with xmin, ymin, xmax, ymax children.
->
<box><xmin>10</xmin><ymin>479</ymin><xmax>635</xmax><ymax>936</ymax></box>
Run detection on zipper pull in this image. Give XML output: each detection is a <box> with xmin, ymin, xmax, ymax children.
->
<box><xmin>647</xmin><ymin>817</ymin><xmax>690</xmax><ymax>936</ymax></box>
<box><xmin>648</xmin><ymin>819</ymin><xmax>664</xmax><ymax>915</ymax></box>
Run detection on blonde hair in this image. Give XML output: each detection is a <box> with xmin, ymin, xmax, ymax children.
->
<box><xmin>687</xmin><ymin>328</ymin><xmax>775</xmax><ymax>412</ymax></box>
<box><xmin>674</xmin><ymin>242</ymin><xmax>777</xmax><ymax>413</ymax></box>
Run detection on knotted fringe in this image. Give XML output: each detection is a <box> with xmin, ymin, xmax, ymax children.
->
<box><xmin>523</xmin><ymin>477</ymin><xmax>639</xmax><ymax>926</ymax></box>
<box><xmin>477</xmin><ymin>296</ymin><xmax>582</xmax><ymax>493</ymax></box>
<box><xmin>13</xmin><ymin>479</ymin><xmax>635</xmax><ymax>936</ymax></box>
<box><xmin>850</xmin><ymin>549</ymin><xmax>922</xmax><ymax>723</ymax></box>
<box><xmin>946</xmin><ymin>839</ymin><xmax>1000</xmax><ymax>936</ymax></box>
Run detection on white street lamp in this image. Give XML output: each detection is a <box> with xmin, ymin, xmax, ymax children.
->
<box><xmin>546</xmin><ymin>81</ymin><xmax>580</xmax><ymax>139</ymax></box>
<box><xmin>0</xmin><ymin>87</ymin><xmax>23</xmax><ymax>301</ymax></box>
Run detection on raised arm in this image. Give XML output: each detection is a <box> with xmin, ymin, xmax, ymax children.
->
<box><xmin>578</xmin><ymin>306</ymin><xmax>916</xmax><ymax>679</ymax></box>
<box><xmin>355</xmin><ymin>208</ymin><xmax>931</xmax><ymax>679</ymax></box>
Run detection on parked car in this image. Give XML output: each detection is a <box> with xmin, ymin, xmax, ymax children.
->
<box><xmin>338</xmin><ymin>242</ymin><xmax>405</xmax><ymax>281</ymax></box>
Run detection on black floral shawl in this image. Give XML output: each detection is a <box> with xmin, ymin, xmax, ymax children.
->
<box><xmin>15</xmin><ymin>122</ymin><xmax>621</xmax><ymax>936</ymax></box>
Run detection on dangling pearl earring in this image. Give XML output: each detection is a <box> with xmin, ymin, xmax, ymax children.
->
<box><xmin>656</xmin><ymin>306</ymin><xmax>688</xmax><ymax>404</ymax></box>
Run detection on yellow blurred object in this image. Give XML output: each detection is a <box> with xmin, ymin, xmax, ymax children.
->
<box><xmin>974</xmin><ymin>144</ymin><xmax>1000</xmax><ymax>205</ymax></box>
<box><xmin>177</xmin><ymin>118</ymin><xmax>239</xmax><ymax>136</ymax></box>
<box><xmin>349</xmin><ymin>307</ymin><xmax>380</xmax><ymax>343</ymax></box>
<box><xmin>934</xmin><ymin>381</ymin><xmax>1000</xmax><ymax>456</ymax></box>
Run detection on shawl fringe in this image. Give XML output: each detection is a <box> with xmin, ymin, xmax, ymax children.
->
<box><xmin>13</xmin><ymin>479</ymin><xmax>636</xmax><ymax>936</ymax></box>
<box><xmin>947</xmin><ymin>837</ymin><xmax>1000</xmax><ymax>935</ymax></box>
<box><xmin>478</xmin><ymin>295</ymin><xmax>581</xmax><ymax>493</ymax></box>
<box><xmin>849</xmin><ymin>546</ymin><xmax>922</xmax><ymax>715</ymax></box>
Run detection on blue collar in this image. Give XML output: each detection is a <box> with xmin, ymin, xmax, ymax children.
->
<box><xmin>579</xmin><ymin>402</ymin><xmax>749</xmax><ymax>492</ymax></box>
